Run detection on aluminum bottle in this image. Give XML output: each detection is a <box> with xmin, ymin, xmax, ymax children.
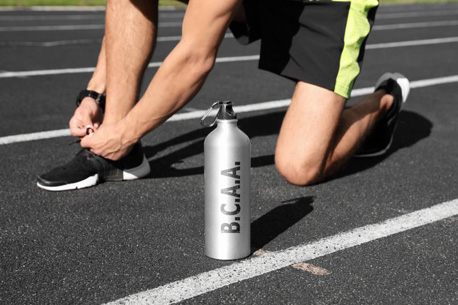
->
<box><xmin>201</xmin><ymin>101</ymin><xmax>251</xmax><ymax>260</ymax></box>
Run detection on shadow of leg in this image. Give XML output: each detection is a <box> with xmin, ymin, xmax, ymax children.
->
<box><xmin>331</xmin><ymin>110</ymin><xmax>433</xmax><ymax>180</ymax></box>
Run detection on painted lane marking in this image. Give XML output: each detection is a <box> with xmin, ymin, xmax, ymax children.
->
<box><xmin>0</xmin><ymin>6</ymin><xmax>106</xmax><ymax>12</ymax></box>
<box><xmin>0</xmin><ymin>6</ymin><xmax>181</xmax><ymax>12</ymax></box>
<box><xmin>0</xmin><ymin>39</ymin><xmax>102</xmax><ymax>47</ymax></box>
<box><xmin>1</xmin><ymin>75</ymin><xmax>457</xmax><ymax>146</ymax></box>
<box><xmin>0</xmin><ymin>22</ymin><xmax>182</xmax><ymax>32</ymax></box>
<box><xmin>0</xmin><ymin>34</ymin><xmax>233</xmax><ymax>48</ymax></box>
<box><xmin>2</xmin><ymin>18</ymin><xmax>457</xmax><ymax>47</ymax></box>
<box><xmin>254</xmin><ymin>249</ymin><xmax>331</xmax><ymax>275</ymax></box>
<box><xmin>0</xmin><ymin>129</ymin><xmax>72</xmax><ymax>145</ymax></box>
<box><xmin>104</xmin><ymin>198</ymin><xmax>458</xmax><ymax>305</ymax></box>
<box><xmin>0</xmin><ymin>8</ymin><xmax>455</xmax><ymax>22</ymax></box>
<box><xmin>0</xmin><ymin>54</ymin><xmax>258</xmax><ymax>78</ymax></box>
<box><xmin>366</xmin><ymin>37</ymin><xmax>458</xmax><ymax>49</ymax></box>
<box><xmin>2</xmin><ymin>18</ymin><xmax>458</xmax><ymax>32</ymax></box>
<box><xmin>0</xmin><ymin>15</ymin><xmax>103</xmax><ymax>21</ymax></box>
<box><xmin>376</xmin><ymin>9</ymin><xmax>458</xmax><ymax>19</ymax></box>
<box><xmin>0</xmin><ymin>12</ymin><xmax>184</xmax><ymax>21</ymax></box>
<box><xmin>0</xmin><ymin>67</ymin><xmax>97</xmax><ymax>78</ymax></box>
<box><xmin>373</xmin><ymin>20</ymin><xmax>458</xmax><ymax>30</ymax></box>
<box><xmin>2</xmin><ymin>36</ymin><xmax>458</xmax><ymax>79</ymax></box>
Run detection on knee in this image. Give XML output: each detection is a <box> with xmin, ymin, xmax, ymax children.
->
<box><xmin>275</xmin><ymin>153</ymin><xmax>324</xmax><ymax>186</ymax></box>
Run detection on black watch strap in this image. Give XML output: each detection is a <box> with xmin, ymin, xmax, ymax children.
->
<box><xmin>76</xmin><ymin>89</ymin><xmax>106</xmax><ymax>112</ymax></box>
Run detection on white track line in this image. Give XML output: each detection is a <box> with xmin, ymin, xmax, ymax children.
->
<box><xmin>0</xmin><ymin>129</ymin><xmax>72</xmax><ymax>145</ymax></box>
<box><xmin>0</xmin><ymin>22</ymin><xmax>182</xmax><ymax>32</ymax></box>
<box><xmin>0</xmin><ymin>39</ymin><xmax>101</xmax><ymax>47</ymax></box>
<box><xmin>366</xmin><ymin>36</ymin><xmax>458</xmax><ymax>49</ymax></box>
<box><xmin>1</xmin><ymin>75</ymin><xmax>457</xmax><ymax>146</ymax></box>
<box><xmin>0</xmin><ymin>8</ymin><xmax>455</xmax><ymax>21</ymax></box>
<box><xmin>2</xmin><ymin>17</ymin><xmax>458</xmax><ymax>32</ymax></box>
<box><xmin>373</xmin><ymin>20</ymin><xmax>458</xmax><ymax>30</ymax></box>
<box><xmin>2</xmin><ymin>36</ymin><xmax>457</xmax><ymax>79</ymax></box>
<box><xmin>0</xmin><ymin>6</ymin><xmax>106</xmax><ymax>11</ymax></box>
<box><xmin>3</xmin><ymin>18</ymin><xmax>458</xmax><ymax>48</ymax></box>
<box><xmin>0</xmin><ymin>15</ymin><xmax>102</xmax><ymax>21</ymax></box>
<box><xmin>376</xmin><ymin>9</ymin><xmax>458</xmax><ymax>19</ymax></box>
<box><xmin>0</xmin><ymin>12</ymin><xmax>184</xmax><ymax>21</ymax></box>
<box><xmin>0</xmin><ymin>34</ymin><xmax>233</xmax><ymax>48</ymax></box>
<box><xmin>0</xmin><ymin>54</ymin><xmax>259</xmax><ymax>78</ymax></box>
<box><xmin>104</xmin><ymin>198</ymin><xmax>458</xmax><ymax>305</ymax></box>
<box><xmin>0</xmin><ymin>6</ymin><xmax>180</xmax><ymax>12</ymax></box>
<box><xmin>0</xmin><ymin>33</ymin><xmax>233</xmax><ymax>47</ymax></box>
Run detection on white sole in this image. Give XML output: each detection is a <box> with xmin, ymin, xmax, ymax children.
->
<box><xmin>37</xmin><ymin>174</ymin><xmax>99</xmax><ymax>192</ymax></box>
<box><xmin>123</xmin><ymin>155</ymin><xmax>151</xmax><ymax>180</ymax></box>
<box><xmin>37</xmin><ymin>155</ymin><xmax>151</xmax><ymax>192</ymax></box>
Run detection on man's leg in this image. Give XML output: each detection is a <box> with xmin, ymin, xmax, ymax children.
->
<box><xmin>275</xmin><ymin>81</ymin><xmax>393</xmax><ymax>186</ymax></box>
<box><xmin>69</xmin><ymin>0</ymin><xmax>159</xmax><ymax>136</ymax></box>
<box><xmin>69</xmin><ymin>38</ymin><xmax>107</xmax><ymax>137</ymax></box>
<box><xmin>87</xmin><ymin>37</ymin><xmax>107</xmax><ymax>94</ymax></box>
<box><xmin>103</xmin><ymin>0</ymin><xmax>158</xmax><ymax>124</ymax></box>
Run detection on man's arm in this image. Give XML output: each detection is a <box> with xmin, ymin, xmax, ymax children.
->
<box><xmin>82</xmin><ymin>0</ymin><xmax>243</xmax><ymax>160</ymax></box>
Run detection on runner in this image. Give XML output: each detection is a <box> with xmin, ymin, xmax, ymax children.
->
<box><xmin>37</xmin><ymin>0</ymin><xmax>409</xmax><ymax>191</ymax></box>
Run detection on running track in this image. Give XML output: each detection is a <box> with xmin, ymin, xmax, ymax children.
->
<box><xmin>1</xmin><ymin>3</ymin><xmax>458</xmax><ymax>304</ymax></box>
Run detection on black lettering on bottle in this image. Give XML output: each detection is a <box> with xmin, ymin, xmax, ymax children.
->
<box><xmin>221</xmin><ymin>222</ymin><xmax>240</xmax><ymax>233</ymax></box>
<box><xmin>221</xmin><ymin>185</ymin><xmax>240</xmax><ymax>198</ymax></box>
<box><xmin>221</xmin><ymin>166</ymin><xmax>240</xmax><ymax>179</ymax></box>
<box><xmin>219</xmin><ymin>161</ymin><xmax>242</xmax><ymax>234</ymax></box>
<box><xmin>221</xmin><ymin>203</ymin><xmax>241</xmax><ymax>215</ymax></box>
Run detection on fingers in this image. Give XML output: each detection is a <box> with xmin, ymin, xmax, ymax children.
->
<box><xmin>80</xmin><ymin>131</ymin><xmax>92</xmax><ymax>148</ymax></box>
<box><xmin>69</xmin><ymin>112</ymin><xmax>101</xmax><ymax>137</ymax></box>
<box><xmin>69</xmin><ymin>117</ymin><xmax>88</xmax><ymax>137</ymax></box>
<box><xmin>86</xmin><ymin>124</ymin><xmax>95</xmax><ymax>136</ymax></box>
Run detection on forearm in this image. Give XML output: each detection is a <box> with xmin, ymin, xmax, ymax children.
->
<box><xmin>119</xmin><ymin>41</ymin><xmax>216</xmax><ymax>144</ymax></box>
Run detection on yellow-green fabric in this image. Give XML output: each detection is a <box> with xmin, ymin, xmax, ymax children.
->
<box><xmin>334</xmin><ymin>0</ymin><xmax>379</xmax><ymax>98</ymax></box>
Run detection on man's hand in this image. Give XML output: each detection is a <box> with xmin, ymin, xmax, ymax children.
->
<box><xmin>80</xmin><ymin>120</ymin><xmax>135</xmax><ymax>161</ymax></box>
<box><xmin>69</xmin><ymin>97</ymin><xmax>104</xmax><ymax>138</ymax></box>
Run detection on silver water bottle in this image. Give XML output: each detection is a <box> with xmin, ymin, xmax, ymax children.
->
<box><xmin>201</xmin><ymin>101</ymin><xmax>251</xmax><ymax>260</ymax></box>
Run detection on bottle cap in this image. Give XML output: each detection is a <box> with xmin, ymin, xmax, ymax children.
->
<box><xmin>201</xmin><ymin>101</ymin><xmax>237</xmax><ymax>127</ymax></box>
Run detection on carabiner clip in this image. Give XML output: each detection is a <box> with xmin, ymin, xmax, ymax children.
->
<box><xmin>200</xmin><ymin>101</ymin><xmax>224</xmax><ymax>127</ymax></box>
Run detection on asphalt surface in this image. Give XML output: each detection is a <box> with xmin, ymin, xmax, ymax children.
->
<box><xmin>1</xmin><ymin>3</ymin><xmax>458</xmax><ymax>304</ymax></box>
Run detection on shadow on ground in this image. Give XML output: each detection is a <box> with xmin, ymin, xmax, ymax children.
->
<box><xmin>143</xmin><ymin>111</ymin><xmax>285</xmax><ymax>178</ymax></box>
<box><xmin>143</xmin><ymin>110</ymin><xmax>432</xmax><ymax>180</ymax></box>
<box><xmin>332</xmin><ymin>110</ymin><xmax>433</xmax><ymax>181</ymax></box>
<box><xmin>250</xmin><ymin>196</ymin><xmax>315</xmax><ymax>252</ymax></box>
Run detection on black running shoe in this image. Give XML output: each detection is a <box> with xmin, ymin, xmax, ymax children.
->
<box><xmin>354</xmin><ymin>72</ymin><xmax>410</xmax><ymax>158</ymax></box>
<box><xmin>37</xmin><ymin>142</ymin><xmax>151</xmax><ymax>191</ymax></box>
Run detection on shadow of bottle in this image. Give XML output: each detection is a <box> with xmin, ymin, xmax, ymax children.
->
<box><xmin>250</xmin><ymin>196</ymin><xmax>315</xmax><ymax>252</ymax></box>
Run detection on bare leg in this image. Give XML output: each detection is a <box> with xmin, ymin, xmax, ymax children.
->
<box><xmin>87</xmin><ymin>37</ymin><xmax>107</xmax><ymax>94</ymax></box>
<box><xmin>103</xmin><ymin>0</ymin><xmax>158</xmax><ymax>124</ymax></box>
<box><xmin>69</xmin><ymin>38</ymin><xmax>107</xmax><ymax>137</ymax></box>
<box><xmin>275</xmin><ymin>81</ymin><xmax>393</xmax><ymax>186</ymax></box>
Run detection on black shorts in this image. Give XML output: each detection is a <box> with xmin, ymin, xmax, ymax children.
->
<box><xmin>229</xmin><ymin>0</ymin><xmax>379</xmax><ymax>98</ymax></box>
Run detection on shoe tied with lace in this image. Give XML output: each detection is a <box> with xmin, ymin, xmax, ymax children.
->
<box><xmin>37</xmin><ymin>142</ymin><xmax>150</xmax><ymax>191</ymax></box>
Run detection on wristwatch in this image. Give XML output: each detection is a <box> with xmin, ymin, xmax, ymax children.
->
<box><xmin>76</xmin><ymin>89</ymin><xmax>106</xmax><ymax>112</ymax></box>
